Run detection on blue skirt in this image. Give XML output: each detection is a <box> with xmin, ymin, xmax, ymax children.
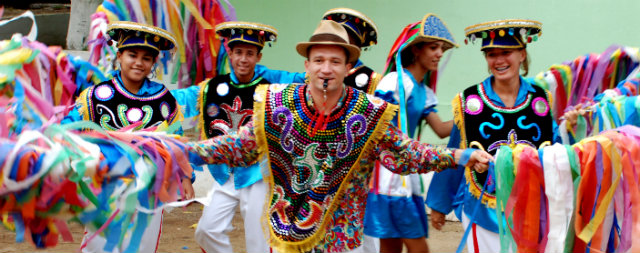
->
<box><xmin>363</xmin><ymin>192</ymin><xmax>429</xmax><ymax>239</ymax></box>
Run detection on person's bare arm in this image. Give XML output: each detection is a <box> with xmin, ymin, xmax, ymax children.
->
<box><xmin>425</xmin><ymin>112</ymin><xmax>453</xmax><ymax>139</ymax></box>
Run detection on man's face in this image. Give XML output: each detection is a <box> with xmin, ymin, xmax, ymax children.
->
<box><xmin>304</xmin><ymin>45</ymin><xmax>352</xmax><ymax>94</ymax></box>
<box><xmin>229</xmin><ymin>43</ymin><xmax>262</xmax><ymax>81</ymax></box>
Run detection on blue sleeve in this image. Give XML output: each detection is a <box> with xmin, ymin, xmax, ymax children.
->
<box><xmin>260</xmin><ymin>67</ymin><xmax>306</xmax><ymax>83</ymax></box>
<box><xmin>61</xmin><ymin>106</ymin><xmax>83</xmax><ymax>125</ymax></box>
<box><xmin>421</xmin><ymin>106</ymin><xmax>437</xmax><ymax>118</ymax></box>
<box><xmin>375</xmin><ymin>90</ymin><xmax>398</xmax><ymax>105</ymax></box>
<box><xmin>552</xmin><ymin>120</ymin><xmax>560</xmax><ymax>144</ymax></box>
<box><xmin>425</xmin><ymin>124</ymin><xmax>465</xmax><ymax>214</ymax></box>
<box><xmin>170</xmin><ymin>85</ymin><xmax>200</xmax><ymax>118</ymax></box>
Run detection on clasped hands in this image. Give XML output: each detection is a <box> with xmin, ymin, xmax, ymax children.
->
<box><xmin>454</xmin><ymin>149</ymin><xmax>493</xmax><ymax>173</ymax></box>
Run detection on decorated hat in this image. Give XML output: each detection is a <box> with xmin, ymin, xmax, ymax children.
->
<box><xmin>322</xmin><ymin>7</ymin><xmax>378</xmax><ymax>48</ymax></box>
<box><xmin>406</xmin><ymin>13</ymin><xmax>458</xmax><ymax>51</ymax></box>
<box><xmin>106</xmin><ymin>21</ymin><xmax>176</xmax><ymax>52</ymax></box>
<box><xmin>384</xmin><ymin>13</ymin><xmax>457</xmax><ymax>74</ymax></box>
<box><xmin>296</xmin><ymin>20</ymin><xmax>361</xmax><ymax>63</ymax></box>
<box><xmin>464</xmin><ymin>19</ymin><xmax>542</xmax><ymax>50</ymax></box>
<box><xmin>215</xmin><ymin>21</ymin><xmax>278</xmax><ymax>49</ymax></box>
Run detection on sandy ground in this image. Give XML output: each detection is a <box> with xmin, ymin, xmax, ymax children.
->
<box><xmin>0</xmin><ymin>170</ymin><xmax>465</xmax><ymax>252</ymax></box>
<box><xmin>0</xmin><ymin>205</ymin><xmax>465</xmax><ymax>253</ymax></box>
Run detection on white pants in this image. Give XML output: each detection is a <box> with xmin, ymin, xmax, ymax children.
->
<box><xmin>362</xmin><ymin>235</ymin><xmax>380</xmax><ymax>253</ymax></box>
<box><xmin>195</xmin><ymin>175</ymin><xmax>268</xmax><ymax>253</ymax></box>
<box><xmin>80</xmin><ymin>211</ymin><xmax>163</xmax><ymax>253</ymax></box>
<box><xmin>461</xmin><ymin>212</ymin><xmax>503</xmax><ymax>253</ymax></box>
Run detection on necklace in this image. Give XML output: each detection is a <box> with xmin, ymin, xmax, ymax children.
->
<box><xmin>307</xmin><ymin>80</ymin><xmax>330</xmax><ymax>138</ymax></box>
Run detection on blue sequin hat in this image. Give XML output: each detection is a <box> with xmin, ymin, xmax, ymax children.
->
<box><xmin>322</xmin><ymin>8</ymin><xmax>378</xmax><ymax>48</ymax></box>
<box><xmin>406</xmin><ymin>13</ymin><xmax>458</xmax><ymax>51</ymax></box>
<box><xmin>215</xmin><ymin>21</ymin><xmax>278</xmax><ymax>49</ymax></box>
<box><xmin>464</xmin><ymin>19</ymin><xmax>542</xmax><ymax>50</ymax></box>
<box><xmin>106</xmin><ymin>21</ymin><xmax>176</xmax><ymax>53</ymax></box>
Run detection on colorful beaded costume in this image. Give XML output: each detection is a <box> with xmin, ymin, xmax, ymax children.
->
<box><xmin>254</xmin><ymin>83</ymin><xmax>395</xmax><ymax>252</ymax></box>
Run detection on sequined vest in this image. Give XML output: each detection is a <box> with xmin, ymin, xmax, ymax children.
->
<box><xmin>86</xmin><ymin>80</ymin><xmax>179</xmax><ymax>131</ymax></box>
<box><xmin>344</xmin><ymin>65</ymin><xmax>382</xmax><ymax>95</ymax></box>
<box><xmin>253</xmin><ymin>84</ymin><xmax>395</xmax><ymax>252</ymax></box>
<box><xmin>199</xmin><ymin>74</ymin><xmax>270</xmax><ymax>139</ymax></box>
<box><xmin>459</xmin><ymin>83</ymin><xmax>553</xmax><ymax>207</ymax></box>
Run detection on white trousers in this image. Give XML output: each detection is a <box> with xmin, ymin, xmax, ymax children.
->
<box><xmin>195</xmin><ymin>175</ymin><xmax>269</xmax><ymax>253</ymax></box>
<box><xmin>80</xmin><ymin>211</ymin><xmax>163</xmax><ymax>253</ymax></box>
<box><xmin>461</xmin><ymin>212</ymin><xmax>503</xmax><ymax>253</ymax></box>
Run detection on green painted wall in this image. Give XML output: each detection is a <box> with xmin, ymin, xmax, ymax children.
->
<box><xmin>231</xmin><ymin>0</ymin><xmax>640</xmax><ymax>144</ymax></box>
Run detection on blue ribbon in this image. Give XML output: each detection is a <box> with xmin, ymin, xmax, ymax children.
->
<box><xmin>456</xmin><ymin>162</ymin><xmax>495</xmax><ymax>253</ymax></box>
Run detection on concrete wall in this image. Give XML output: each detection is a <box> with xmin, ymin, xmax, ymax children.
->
<box><xmin>0</xmin><ymin>13</ymin><xmax>69</xmax><ymax>46</ymax></box>
<box><xmin>229</xmin><ymin>0</ymin><xmax>640</xmax><ymax>144</ymax></box>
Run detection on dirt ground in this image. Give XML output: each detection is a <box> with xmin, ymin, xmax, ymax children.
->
<box><xmin>0</xmin><ymin>205</ymin><xmax>464</xmax><ymax>253</ymax></box>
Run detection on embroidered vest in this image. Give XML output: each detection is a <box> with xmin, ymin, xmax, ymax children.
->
<box><xmin>198</xmin><ymin>74</ymin><xmax>270</xmax><ymax>139</ymax></box>
<box><xmin>253</xmin><ymin>84</ymin><xmax>395</xmax><ymax>252</ymax></box>
<box><xmin>85</xmin><ymin>80</ymin><xmax>179</xmax><ymax>131</ymax></box>
<box><xmin>344</xmin><ymin>65</ymin><xmax>382</xmax><ymax>95</ymax></box>
<box><xmin>458</xmin><ymin>83</ymin><xmax>553</xmax><ymax>207</ymax></box>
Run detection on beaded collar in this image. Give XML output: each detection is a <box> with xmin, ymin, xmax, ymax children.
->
<box><xmin>304</xmin><ymin>83</ymin><xmax>347</xmax><ymax>113</ymax></box>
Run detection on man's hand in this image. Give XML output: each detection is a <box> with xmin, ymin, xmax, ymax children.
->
<box><xmin>431</xmin><ymin>210</ymin><xmax>446</xmax><ymax>230</ymax></box>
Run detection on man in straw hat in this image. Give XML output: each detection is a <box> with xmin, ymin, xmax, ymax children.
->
<box><xmin>173</xmin><ymin>21</ymin><xmax>304</xmax><ymax>253</ymax></box>
<box><xmin>188</xmin><ymin>19</ymin><xmax>492</xmax><ymax>253</ymax></box>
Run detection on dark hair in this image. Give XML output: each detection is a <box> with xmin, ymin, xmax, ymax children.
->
<box><xmin>228</xmin><ymin>41</ymin><xmax>263</xmax><ymax>54</ymax></box>
<box><xmin>118</xmin><ymin>46</ymin><xmax>159</xmax><ymax>59</ymax></box>
<box><xmin>400</xmin><ymin>42</ymin><xmax>427</xmax><ymax>67</ymax></box>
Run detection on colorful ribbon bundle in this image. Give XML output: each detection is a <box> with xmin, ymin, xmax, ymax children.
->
<box><xmin>534</xmin><ymin>45</ymin><xmax>640</xmax><ymax>122</ymax></box>
<box><xmin>1</xmin><ymin>35</ymin><xmax>192</xmax><ymax>250</ymax></box>
<box><xmin>493</xmin><ymin>125</ymin><xmax>640</xmax><ymax>253</ymax></box>
<box><xmin>0</xmin><ymin>122</ymin><xmax>193</xmax><ymax>249</ymax></box>
<box><xmin>88</xmin><ymin>0</ymin><xmax>236</xmax><ymax>88</ymax></box>
<box><xmin>1</xmin><ymin>34</ymin><xmax>109</xmax><ymax>139</ymax></box>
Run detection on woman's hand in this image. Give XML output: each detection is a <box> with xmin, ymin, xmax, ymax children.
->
<box><xmin>455</xmin><ymin>149</ymin><xmax>493</xmax><ymax>173</ymax></box>
<box><xmin>431</xmin><ymin>210</ymin><xmax>446</xmax><ymax>230</ymax></box>
<box><xmin>562</xmin><ymin>104</ymin><xmax>587</xmax><ymax>128</ymax></box>
<box><xmin>181</xmin><ymin>177</ymin><xmax>195</xmax><ymax>200</ymax></box>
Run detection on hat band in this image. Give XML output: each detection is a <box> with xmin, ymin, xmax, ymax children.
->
<box><xmin>309</xmin><ymin>33</ymin><xmax>348</xmax><ymax>44</ymax></box>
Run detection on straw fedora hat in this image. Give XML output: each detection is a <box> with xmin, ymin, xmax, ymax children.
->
<box><xmin>296</xmin><ymin>20</ymin><xmax>361</xmax><ymax>63</ymax></box>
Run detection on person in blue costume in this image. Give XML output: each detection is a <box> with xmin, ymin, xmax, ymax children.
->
<box><xmin>322</xmin><ymin>8</ymin><xmax>382</xmax><ymax>95</ymax></box>
<box><xmin>62</xmin><ymin>21</ymin><xmax>195</xmax><ymax>253</ymax></box>
<box><xmin>169</xmin><ymin>21</ymin><xmax>305</xmax><ymax>253</ymax></box>
<box><xmin>425</xmin><ymin>19</ymin><xmax>580</xmax><ymax>253</ymax></box>
<box><xmin>364</xmin><ymin>14</ymin><xmax>457</xmax><ymax>253</ymax></box>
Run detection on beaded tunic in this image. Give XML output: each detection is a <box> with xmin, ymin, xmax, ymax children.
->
<box><xmin>189</xmin><ymin>84</ymin><xmax>458</xmax><ymax>253</ymax></box>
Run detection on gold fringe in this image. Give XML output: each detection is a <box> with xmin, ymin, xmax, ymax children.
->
<box><xmin>253</xmin><ymin>84</ymin><xmax>277</xmax><ymax>251</ymax></box>
<box><xmin>451</xmin><ymin>93</ymin><xmax>467</xmax><ymax>149</ymax></box>
<box><xmin>258</xmin><ymin>85</ymin><xmax>399</xmax><ymax>252</ymax></box>
<box><xmin>367</xmin><ymin>71</ymin><xmax>383</xmax><ymax>95</ymax></box>
<box><xmin>464</xmin><ymin>167</ymin><xmax>497</xmax><ymax>208</ymax></box>
<box><xmin>195</xmin><ymin>79</ymin><xmax>210</xmax><ymax>140</ymax></box>
<box><xmin>77</xmin><ymin>87</ymin><xmax>92</xmax><ymax>121</ymax></box>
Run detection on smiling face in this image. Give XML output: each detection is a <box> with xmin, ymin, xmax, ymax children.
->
<box><xmin>413</xmin><ymin>41</ymin><xmax>445</xmax><ymax>72</ymax></box>
<box><xmin>116</xmin><ymin>47</ymin><xmax>157</xmax><ymax>86</ymax></box>
<box><xmin>229</xmin><ymin>43</ymin><xmax>262</xmax><ymax>83</ymax></box>
<box><xmin>304</xmin><ymin>44</ymin><xmax>352</xmax><ymax>95</ymax></box>
<box><xmin>484</xmin><ymin>48</ymin><xmax>526</xmax><ymax>83</ymax></box>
